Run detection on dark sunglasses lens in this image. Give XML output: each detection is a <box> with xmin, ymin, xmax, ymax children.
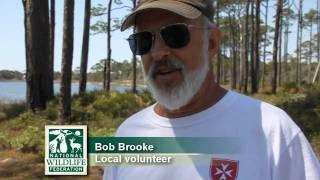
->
<box><xmin>128</xmin><ymin>32</ymin><xmax>153</xmax><ymax>55</ymax></box>
<box><xmin>161</xmin><ymin>24</ymin><xmax>190</xmax><ymax>48</ymax></box>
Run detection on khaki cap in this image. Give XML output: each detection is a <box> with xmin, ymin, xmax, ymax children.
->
<box><xmin>120</xmin><ymin>0</ymin><xmax>213</xmax><ymax>31</ymax></box>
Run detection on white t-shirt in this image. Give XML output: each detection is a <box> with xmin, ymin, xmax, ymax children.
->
<box><xmin>103</xmin><ymin>90</ymin><xmax>320</xmax><ymax>180</ymax></box>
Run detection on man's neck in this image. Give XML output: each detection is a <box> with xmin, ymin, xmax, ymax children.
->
<box><xmin>154</xmin><ymin>73</ymin><xmax>227</xmax><ymax>118</ymax></box>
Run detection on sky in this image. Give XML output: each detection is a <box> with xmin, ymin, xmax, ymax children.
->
<box><xmin>0</xmin><ymin>0</ymin><xmax>316</xmax><ymax>72</ymax></box>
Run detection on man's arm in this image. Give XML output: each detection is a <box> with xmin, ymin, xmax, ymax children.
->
<box><xmin>272</xmin><ymin>132</ymin><xmax>320</xmax><ymax>180</ymax></box>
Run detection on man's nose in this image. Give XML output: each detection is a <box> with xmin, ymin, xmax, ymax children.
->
<box><xmin>150</xmin><ymin>34</ymin><xmax>170</xmax><ymax>61</ymax></box>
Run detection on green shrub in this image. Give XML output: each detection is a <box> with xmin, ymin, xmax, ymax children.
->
<box><xmin>278</xmin><ymin>82</ymin><xmax>301</xmax><ymax>94</ymax></box>
<box><xmin>0</xmin><ymin>112</ymin><xmax>48</xmax><ymax>159</ymax></box>
<box><xmin>0</xmin><ymin>102</ymin><xmax>26</xmax><ymax>120</ymax></box>
<box><xmin>92</xmin><ymin>91</ymin><xmax>153</xmax><ymax>119</ymax></box>
<box><xmin>89</xmin><ymin>127</ymin><xmax>116</xmax><ymax>137</ymax></box>
<box><xmin>11</xmin><ymin>125</ymin><xmax>45</xmax><ymax>158</ymax></box>
<box><xmin>0</xmin><ymin>111</ymin><xmax>7</xmax><ymax>121</ymax></box>
<box><xmin>78</xmin><ymin>91</ymin><xmax>98</xmax><ymax>106</ymax></box>
<box><xmin>311</xmin><ymin>133</ymin><xmax>320</xmax><ymax>159</ymax></box>
<box><xmin>276</xmin><ymin>84</ymin><xmax>320</xmax><ymax>139</ymax></box>
<box><xmin>0</xmin><ymin>132</ymin><xmax>11</xmax><ymax>150</ymax></box>
<box><xmin>45</xmin><ymin>101</ymin><xmax>58</xmax><ymax>120</ymax></box>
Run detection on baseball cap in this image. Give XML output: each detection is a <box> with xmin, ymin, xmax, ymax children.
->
<box><xmin>120</xmin><ymin>0</ymin><xmax>214</xmax><ymax>31</ymax></box>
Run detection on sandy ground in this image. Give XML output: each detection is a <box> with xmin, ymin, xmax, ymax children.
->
<box><xmin>0</xmin><ymin>150</ymin><xmax>104</xmax><ymax>179</ymax></box>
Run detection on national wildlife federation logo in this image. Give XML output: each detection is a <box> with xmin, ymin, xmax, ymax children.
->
<box><xmin>45</xmin><ymin>125</ymin><xmax>87</xmax><ymax>175</ymax></box>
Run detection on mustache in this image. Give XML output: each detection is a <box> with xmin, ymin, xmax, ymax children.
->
<box><xmin>148</xmin><ymin>57</ymin><xmax>185</xmax><ymax>78</ymax></box>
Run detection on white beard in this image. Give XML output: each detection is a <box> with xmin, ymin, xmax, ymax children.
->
<box><xmin>145</xmin><ymin>49</ymin><xmax>209</xmax><ymax>111</ymax></box>
<box><xmin>144</xmin><ymin>27</ymin><xmax>210</xmax><ymax>111</ymax></box>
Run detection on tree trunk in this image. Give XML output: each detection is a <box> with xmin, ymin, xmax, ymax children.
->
<box><xmin>296</xmin><ymin>0</ymin><xmax>303</xmax><ymax>83</ymax></box>
<box><xmin>221</xmin><ymin>43</ymin><xmax>226</xmax><ymax>85</ymax></box>
<box><xmin>22</xmin><ymin>0</ymin><xmax>29</xmax><ymax>107</ymax></box>
<box><xmin>48</xmin><ymin>0</ymin><xmax>55</xmax><ymax>99</ymax></box>
<box><xmin>250</xmin><ymin>1</ymin><xmax>255</xmax><ymax>93</ymax></box>
<box><xmin>132</xmin><ymin>0</ymin><xmax>137</xmax><ymax>93</ymax></box>
<box><xmin>132</xmin><ymin>47</ymin><xmax>137</xmax><ymax>92</ymax></box>
<box><xmin>228</xmin><ymin>13</ymin><xmax>237</xmax><ymax>89</ymax></box>
<box><xmin>223</xmin><ymin>44</ymin><xmax>228</xmax><ymax>84</ymax></box>
<box><xmin>313</xmin><ymin>61</ymin><xmax>320</xmax><ymax>82</ymax></box>
<box><xmin>79</xmin><ymin>0</ymin><xmax>91</xmax><ymax>94</ymax></box>
<box><xmin>272</xmin><ymin>0</ymin><xmax>283</xmax><ymax>94</ymax></box>
<box><xmin>238</xmin><ymin>3</ymin><xmax>243</xmax><ymax>91</ymax></box>
<box><xmin>262</xmin><ymin>0</ymin><xmax>269</xmax><ymax>89</ymax></box>
<box><xmin>299</xmin><ymin>1</ymin><xmax>304</xmax><ymax>83</ymax></box>
<box><xmin>309</xmin><ymin>24</ymin><xmax>313</xmax><ymax>82</ymax></box>
<box><xmin>236</xmin><ymin>6</ymin><xmax>241</xmax><ymax>91</ymax></box>
<box><xmin>253</xmin><ymin>0</ymin><xmax>261</xmax><ymax>93</ymax></box>
<box><xmin>239</xmin><ymin>21</ymin><xmax>244</xmax><ymax>91</ymax></box>
<box><xmin>278</xmin><ymin>15</ymin><xmax>283</xmax><ymax>86</ymax></box>
<box><xmin>244</xmin><ymin>0</ymin><xmax>251</xmax><ymax>94</ymax></box>
<box><xmin>284</xmin><ymin>13</ymin><xmax>289</xmax><ymax>82</ymax></box>
<box><xmin>60</xmin><ymin>0</ymin><xmax>74</xmax><ymax>123</ymax></box>
<box><xmin>24</xmin><ymin>0</ymin><xmax>50</xmax><ymax>110</ymax></box>
<box><xmin>105</xmin><ymin>0</ymin><xmax>112</xmax><ymax>91</ymax></box>
<box><xmin>317</xmin><ymin>0</ymin><xmax>320</xmax><ymax>64</ymax></box>
<box><xmin>216</xmin><ymin>0</ymin><xmax>222</xmax><ymax>85</ymax></box>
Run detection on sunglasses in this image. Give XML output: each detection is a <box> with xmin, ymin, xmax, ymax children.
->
<box><xmin>127</xmin><ymin>23</ymin><xmax>206</xmax><ymax>55</ymax></box>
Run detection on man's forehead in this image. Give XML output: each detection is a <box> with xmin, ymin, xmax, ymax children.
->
<box><xmin>135</xmin><ymin>9</ymin><xmax>197</xmax><ymax>31</ymax></box>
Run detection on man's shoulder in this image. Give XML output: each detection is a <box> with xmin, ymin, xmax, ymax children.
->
<box><xmin>228</xmin><ymin>91</ymin><xmax>304</xmax><ymax>155</ymax></box>
<box><xmin>229</xmin><ymin>90</ymin><xmax>301</xmax><ymax>137</ymax></box>
<box><xmin>228</xmin><ymin>90</ymin><xmax>291</xmax><ymax>117</ymax></box>
<box><xmin>114</xmin><ymin>104</ymin><xmax>155</xmax><ymax>136</ymax></box>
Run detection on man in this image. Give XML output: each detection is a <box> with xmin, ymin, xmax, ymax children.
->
<box><xmin>104</xmin><ymin>0</ymin><xmax>320</xmax><ymax>179</ymax></box>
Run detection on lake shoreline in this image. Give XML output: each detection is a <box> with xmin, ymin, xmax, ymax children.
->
<box><xmin>0</xmin><ymin>80</ymin><xmax>146</xmax><ymax>87</ymax></box>
<box><xmin>0</xmin><ymin>81</ymin><xmax>146</xmax><ymax>103</ymax></box>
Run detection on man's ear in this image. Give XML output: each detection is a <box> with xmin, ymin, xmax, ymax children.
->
<box><xmin>208</xmin><ymin>28</ymin><xmax>221</xmax><ymax>58</ymax></box>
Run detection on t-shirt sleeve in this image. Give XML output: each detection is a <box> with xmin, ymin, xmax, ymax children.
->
<box><xmin>103</xmin><ymin>166</ymin><xmax>117</xmax><ymax>180</ymax></box>
<box><xmin>272</xmin><ymin>131</ymin><xmax>320</xmax><ymax>180</ymax></box>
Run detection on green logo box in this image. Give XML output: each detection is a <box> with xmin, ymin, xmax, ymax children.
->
<box><xmin>45</xmin><ymin>125</ymin><xmax>87</xmax><ymax>175</ymax></box>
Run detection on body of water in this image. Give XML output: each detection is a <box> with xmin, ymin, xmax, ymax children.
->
<box><xmin>0</xmin><ymin>81</ymin><xmax>132</xmax><ymax>103</ymax></box>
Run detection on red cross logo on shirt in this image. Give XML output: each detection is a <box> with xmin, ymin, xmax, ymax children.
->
<box><xmin>210</xmin><ymin>159</ymin><xmax>239</xmax><ymax>180</ymax></box>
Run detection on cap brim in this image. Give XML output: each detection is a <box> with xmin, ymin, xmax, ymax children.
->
<box><xmin>121</xmin><ymin>1</ymin><xmax>202</xmax><ymax>31</ymax></box>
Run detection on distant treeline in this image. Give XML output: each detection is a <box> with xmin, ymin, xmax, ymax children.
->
<box><xmin>0</xmin><ymin>59</ymin><xmax>144</xmax><ymax>82</ymax></box>
<box><xmin>0</xmin><ymin>70</ymin><xmax>24</xmax><ymax>80</ymax></box>
<box><xmin>58</xmin><ymin>59</ymin><xmax>144</xmax><ymax>82</ymax></box>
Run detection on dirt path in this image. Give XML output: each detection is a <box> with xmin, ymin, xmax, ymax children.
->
<box><xmin>0</xmin><ymin>150</ymin><xmax>103</xmax><ymax>179</ymax></box>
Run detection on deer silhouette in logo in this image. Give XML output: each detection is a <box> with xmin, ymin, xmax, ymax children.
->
<box><xmin>69</xmin><ymin>138</ymin><xmax>82</xmax><ymax>153</ymax></box>
<box><xmin>49</xmin><ymin>129</ymin><xmax>72</xmax><ymax>153</ymax></box>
